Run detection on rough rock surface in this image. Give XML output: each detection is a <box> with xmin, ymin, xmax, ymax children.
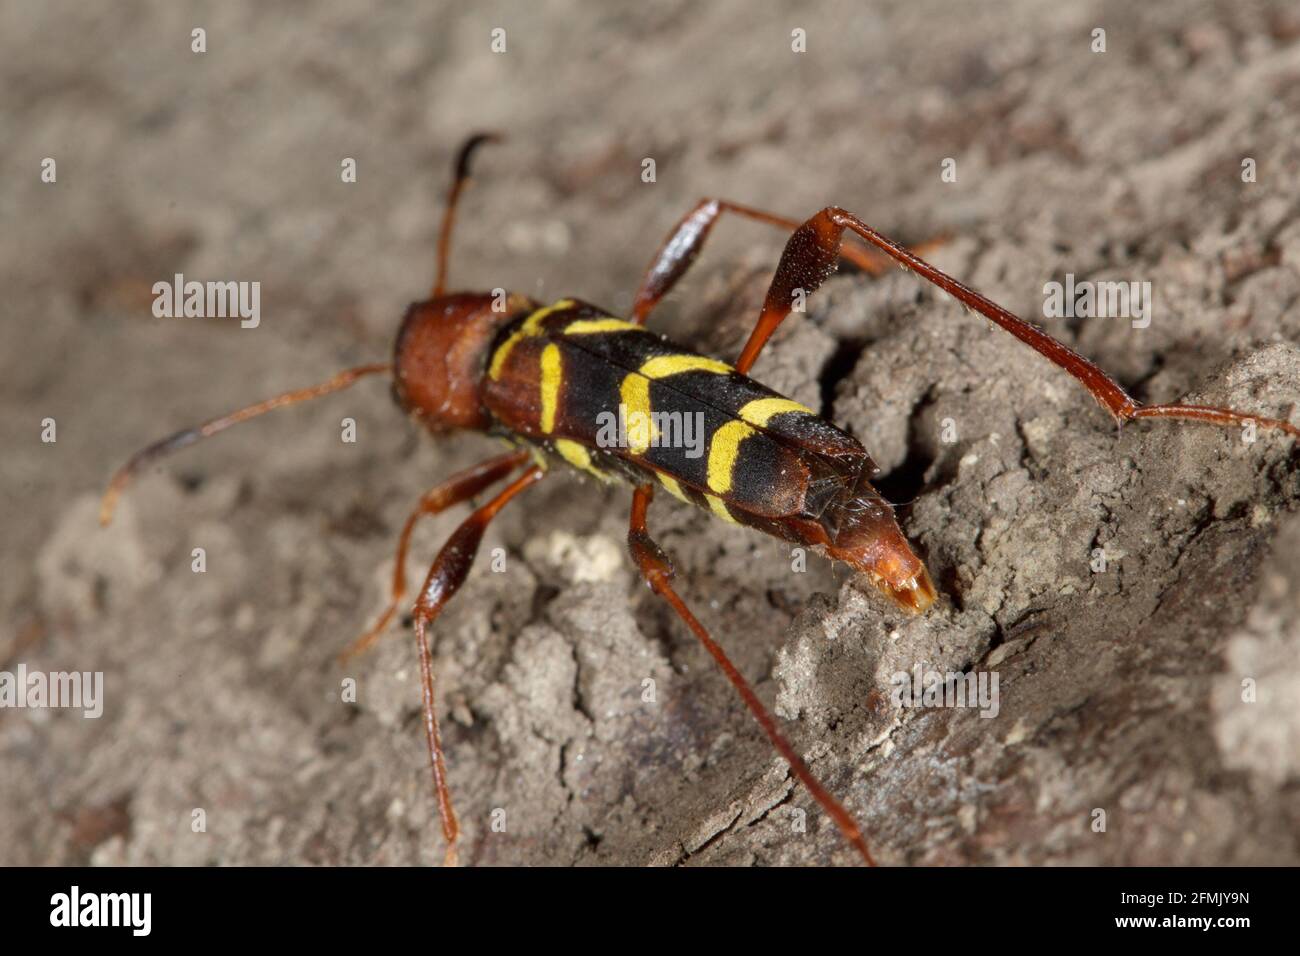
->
<box><xmin>4</xmin><ymin>0</ymin><xmax>1300</xmax><ymax>865</ymax></box>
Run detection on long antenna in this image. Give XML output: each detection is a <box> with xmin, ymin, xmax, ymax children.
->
<box><xmin>100</xmin><ymin>363</ymin><xmax>390</xmax><ymax>526</ymax></box>
<box><xmin>432</xmin><ymin>132</ymin><xmax>502</xmax><ymax>297</ymax></box>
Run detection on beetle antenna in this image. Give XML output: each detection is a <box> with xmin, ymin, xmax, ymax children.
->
<box><xmin>100</xmin><ymin>363</ymin><xmax>390</xmax><ymax>526</ymax></box>
<box><xmin>432</xmin><ymin>132</ymin><xmax>502</xmax><ymax>298</ymax></box>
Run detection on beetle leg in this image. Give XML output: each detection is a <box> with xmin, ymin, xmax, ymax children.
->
<box><xmin>626</xmin><ymin>484</ymin><xmax>876</xmax><ymax>865</ymax></box>
<box><xmin>408</xmin><ymin>464</ymin><xmax>544</xmax><ymax>866</ymax></box>
<box><xmin>732</xmin><ymin>206</ymin><xmax>1300</xmax><ymax>441</ymax></box>
<box><xmin>338</xmin><ymin>449</ymin><xmax>532</xmax><ymax>663</ymax></box>
<box><xmin>630</xmin><ymin>198</ymin><xmax>943</xmax><ymax>326</ymax></box>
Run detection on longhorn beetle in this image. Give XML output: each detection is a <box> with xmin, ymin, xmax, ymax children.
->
<box><xmin>101</xmin><ymin>134</ymin><xmax>1300</xmax><ymax>866</ymax></box>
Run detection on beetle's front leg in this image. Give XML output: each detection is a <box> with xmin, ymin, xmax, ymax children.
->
<box><xmin>407</xmin><ymin>464</ymin><xmax>544</xmax><ymax>866</ymax></box>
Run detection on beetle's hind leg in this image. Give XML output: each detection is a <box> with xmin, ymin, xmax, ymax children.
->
<box><xmin>625</xmin><ymin>484</ymin><xmax>876</xmax><ymax>865</ymax></box>
<box><xmin>406</xmin><ymin>464</ymin><xmax>544</xmax><ymax>866</ymax></box>
<box><xmin>729</xmin><ymin>205</ymin><xmax>1300</xmax><ymax>440</ymax></box>
<box><xmin>629</xmin><ymin>198</ymin><xmax>944</xmax><ymax>327</ymax></box>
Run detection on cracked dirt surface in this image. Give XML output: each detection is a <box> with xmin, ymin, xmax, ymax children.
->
<box><xmin>4</xmin><ymin>0</ymin><xmax>1300</xmax><ymax>865</ymax></box>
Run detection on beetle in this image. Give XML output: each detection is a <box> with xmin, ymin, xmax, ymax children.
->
<box><xmin>101</xmin><ymin>134</ymin><xmax>1299</xmax><ymax>866</ymax></box>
